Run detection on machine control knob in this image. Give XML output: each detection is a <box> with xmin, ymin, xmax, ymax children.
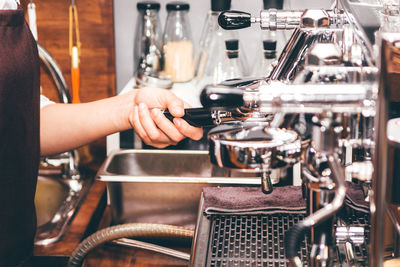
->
<box><xmin>218</xmin><ymin>10</ymin><xmax>252</xmax><ymax>30</ymax></box>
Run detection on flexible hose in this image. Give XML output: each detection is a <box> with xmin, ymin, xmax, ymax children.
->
<box><xmin>284</xmin><ymin>223</ymin><xmax>307</xmax><ymax>267</ymax></box>
<box><xmin>67</xmin><ymin>223</ymin><xmax>194</xmax><ymax>267</ymax></box>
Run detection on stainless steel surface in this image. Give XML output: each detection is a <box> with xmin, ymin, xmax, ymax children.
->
<box><xmin>336</xmin><ymin>226</ymin><xmax>365</xmax><ymax>244</ymax></box>
<box><xmin>309</xmin><ymin>233</ymin><xmax>334</xmax><ymax>267</ymax></box>
<box><xmin>257</xmin><ymin>9</ymin><xmax>303</xmax><ymax>30</ymax></box>
<box><xmin>253</xmin><ymin>9</ymin><xmax>337</xmax><ymax>31</ymax></box>
<box><xmin>294</xmin><ymin>66</ymin><xmax>378</xmax><ymax>85</ymax></box>
<box><xmin>208</xmin><ymin>126</ymin><xmax>301</xmax><ymax>172</ymax></box>
<box><xmin>196</xmin><ymin>1</ymin><xmax>382</xmax><ymax>266</ymax></box>
<box><xmin>288</xmin><ymin>155</ymin><xmax>347</xmax><ymax>267</ymax></box>
<box><xmin>303</xmin><ymin>155</ymin><xmax>346</xmax><ymax>228</ymax></box>
<box><xmin>242</xmin><ymin>82</ymin><xmax>375</xmax><ymax>114</ymax></box>
<box><xmin>300</xmin><ymin>9</ymin><xmax>330</xmax><ymax>28</ymax></box>
<box><xmin>34</xmin><ymin>174</ymin><xmax>91</xmax><ymax>245</ymax></box>
<box><xmin>306</xmin><ymin>43</ymin><xmax>342</xmax><ymax>66</ymax></box>
<box><xmin>97</xmin><ymin>149</ymin><xmax>260</xmax><ymax>227</ymax></box>
<box><xmin>345</xmin><ymin>161</ymin><xmax>373</xmax><ymax>182</ymax></box>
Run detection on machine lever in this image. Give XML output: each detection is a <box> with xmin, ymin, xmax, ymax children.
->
<box><xmin>218</xmin><ymin>10</ymin><xmax>252</xmax><ymax>30</ymax></box>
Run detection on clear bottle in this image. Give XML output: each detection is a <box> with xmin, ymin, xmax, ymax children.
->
<box><xmin>194</xmin><ymin>0</ymin><xmax>248</xmax><ymax>88</ymax></box>
<box><xmin>251</xmin><ymin>40</ymin><xmax>277</xmax><ymax>78</ymax></box>
<box><xmin>162</xmin><ymin>1</ymin><xmax>194</xmax><ymax>83</ymax></box>
<box><xmin>261</xmin><ymin>0</ymin><xmax>287</xmax><ymax>57</ymax></box>
<box><xmin>133</xmin><ymin>1</ymin><xmax>163</xmax><ymax>75</ymax></box>
<box><xmin>223</xmin><ymin>39</ymin><xmax>245</xmax><ymax>81</ymax></box>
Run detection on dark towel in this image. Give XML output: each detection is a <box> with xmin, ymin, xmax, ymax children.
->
<box><xmin>345</xmin><ymin>181</ymin><xmax>370</xmax><ymax>214</ymax></box>
<box><xmin>203</xmin><ymin>186</ymin><xmax>306</xmax><ymax>216</ymax></box>
<box><xmin>203</xmin><ymin>182</ymin><xmax>370</xmax><ymax>216</ymax></box>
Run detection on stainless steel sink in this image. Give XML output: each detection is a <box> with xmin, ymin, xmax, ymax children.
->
<box><xmin>34</xmin><ymin>173</ymin><xmax>92</xmax><ymax>245</ymax></box>
<box><xmin>97</xmin><ymin>149</ymin><xmax>260</xmax><ymax>229</ymax></box>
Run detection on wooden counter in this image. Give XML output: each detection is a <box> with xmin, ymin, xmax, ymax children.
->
<box><xmin>32</xmin><ymin>180</ymin><xmax>192</xmax><ymax>267</ymax></box>
<box><xmin>33</xmin><ymin>180</ymin><xmax>108</xmax><ymax>266</ymax></box>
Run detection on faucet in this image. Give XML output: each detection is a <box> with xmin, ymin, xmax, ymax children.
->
<box><xmin>37</xmin><ymin>43</ymin><xmax>80</xmax><ymax>179</ymax></box>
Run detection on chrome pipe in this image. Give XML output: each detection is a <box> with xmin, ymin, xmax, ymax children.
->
<box><xmin>37</xmin><ymin>43</ymin><xmax>71</xmax><ymax>104</ymax></box>
<box><xmin>245</xmin><ymin>83</ymin><xmax>375</xmax><ymax>114</ymax></box>
<box><xmin>287</xmin><ymin>155</ymin><xmax>346</xmax><ymax>267</ymax></box>
<box><xmin>302</xmin><ymin>155</ymin><xmax>346</xmax><ymax>228</ymax></box>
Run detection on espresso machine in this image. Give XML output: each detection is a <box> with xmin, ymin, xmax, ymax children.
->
<box><xmin>186</xmin><ymin>0</ymin><xmax>400</xmax><ymax>266</ymax></box>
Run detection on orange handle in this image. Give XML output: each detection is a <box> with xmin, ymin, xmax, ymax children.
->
<box><xmin>71</xmin><ymin>67</ymin><xmax>80</xmax><ymax>104</ymax></box>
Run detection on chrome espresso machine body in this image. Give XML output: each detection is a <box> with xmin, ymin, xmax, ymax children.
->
<box><xmin>189</xmin><ymin>0</ymin><xmax>400</xmax><ymax>266</ymax></box>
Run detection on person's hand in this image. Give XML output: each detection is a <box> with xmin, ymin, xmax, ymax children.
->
<box><xmin>129</xmin><ymin>87</ymin><xmax>203</xmax><ymax>148</ymax></box>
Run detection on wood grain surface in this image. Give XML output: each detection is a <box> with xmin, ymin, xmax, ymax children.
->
<box><xmin>33</xmin><ymin>180</ymin><xmax>107</xmax><ymax>265</ymax></box>
<box><xmin>20</xmin><ymin>0</ymin><xmax>116</xmax><ymax>169</ymax></box>
<box><xmin>21</xmin><ymin>0</ymin><xmax>116</xmax><ymax>103</ymax></box>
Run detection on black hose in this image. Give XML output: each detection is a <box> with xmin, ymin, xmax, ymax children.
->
<box><xmin>67</xmin><ymin>223</ymin><xmax>194</xmax><ymax>267</ymax></box>
<box><xmin>284</xmin><ymin>222</ymin><xmax>307</xmax><ymax>266</ymax></box>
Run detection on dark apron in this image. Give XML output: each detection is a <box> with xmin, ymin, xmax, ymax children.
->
<box><xmin>0</xmin><ymin>7</ymin><xmax>40</xmax><ymax>266</ymax></box>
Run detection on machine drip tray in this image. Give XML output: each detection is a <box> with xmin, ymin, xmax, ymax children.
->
<box><xmin>191</xmin><ymin>198</ymin><xmax>369</xmax><ymax>266</ymax></box>
<box><xmin>208</xmin><ymin>214</ymin><xmax>308</xmax><ymax>267</ymax></box>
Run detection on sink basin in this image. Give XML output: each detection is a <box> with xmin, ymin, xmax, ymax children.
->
<box><xmin>35</xmin><ymin>176</ymin><xmax>69</xmax><ymax>227</ymax></box>
<box><xmin>97</xmin><ymin>149</ymin><xmax>260</xmax><ymax>228</ymax></box>
<box><xmin>34</xmin><ymin>174</ymin><xmax>92</xmax><ymax>245</ymax></box>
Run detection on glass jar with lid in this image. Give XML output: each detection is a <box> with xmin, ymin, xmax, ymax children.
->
<box><xmin>162</xmin><ymin>1</ymin><xmax>194</xmax><ymax>83</ymax></box>
<box><xmin>194</xmin><ymin>0</ymin><xmax>248</xmax><ymax>89</ymax></box>
<box><xmin>133</xmin><ymin>1</ymin><xmax>163</xmax><ymax>76</ymax></box>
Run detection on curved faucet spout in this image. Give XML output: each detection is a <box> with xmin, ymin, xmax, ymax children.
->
<box><xmin>37</xmin><ymin>43</ymin><xmax>71</xmax><ymax>104</ymax></box>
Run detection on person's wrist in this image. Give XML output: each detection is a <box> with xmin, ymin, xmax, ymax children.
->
<box><xmin>125</xmin><ymin>90</ymin><xmax>137</xmax><ymax>130</ymax></box>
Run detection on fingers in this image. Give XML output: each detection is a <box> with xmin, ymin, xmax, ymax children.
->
<box><xmin>131</xmin><ymin>103</ymin><xmax>176</xmax><ymax>148</ymax></box>
<box><xmin>131</xmin><ymin>89</ymin><xmax>203</xmax><ymax>147</ymax></box>
<box><xmin>159</xmin><ymin>91</ymin><xmax>185</xmax><ymax>117</ymax></box>
<box><xmin>150</xmin><ymin>108</ymin><xmax>186</xmax><ymax>143</ymax></box>
<box><xmin>174</xmin><ymin>118</ymin><xmax>204</xmax><ymax>141</ymax></box>
<box><xmin>138</xmin><ymin>103</ymin><xmax>177</xmax><ymax>145</ymax></box>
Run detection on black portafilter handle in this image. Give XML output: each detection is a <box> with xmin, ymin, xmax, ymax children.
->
<box><xmin>163</xmin><ymin>107</ymin><xmax>215</xmax><ymax>127</ymax></box>
<box><xmin>163</xmin><ymin>86</ymin><xmax>245</xmax><ymax>127</ymax></box>
<box><xmin>218</xmin><ymin>10</ymin><xmax>252</xmax><ymax>30</ymax></box>
<box><xmin>200</xmin><ymin>85</ymin><xmax>245</xmax><ymax>108</ymax></box>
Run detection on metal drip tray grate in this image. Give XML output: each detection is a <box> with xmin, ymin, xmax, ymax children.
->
<box><xmin>207</xmin><ymin>214</ymin><xmax>309</xmax><ymax>267</ymax></box>
<box><xmin>203</xmin><ymin>210</ymin><xmax>370</xmax><ymax>267</ymax></box>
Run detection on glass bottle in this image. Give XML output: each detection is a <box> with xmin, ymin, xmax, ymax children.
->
<box><xmin>133</xmin><ymin>1</ymin><xmax>163</xmax><ymax>76</ymax></box>
<box><xmin>223</xmin><ymin>39</ymin><xmax>245</xmax><ymax>81</ymax></box>
<box><xmin>251</xmin><ymin>40</ymin><xmax>277</xmax><ymax>78</ymax></box>
<box><xmin>261</xmin><ymin>0</ymin><xmax>287</xmax><ymax>57</ymax></box>
<box><xmin>194</xmin><ymin>0</ymin><xmax>248</xmax><ymax>88</ymax></box>
<box><xmin>162</xmin><ymin>1</ymin><xmax>194</xmax><ymax>83</ymax></box>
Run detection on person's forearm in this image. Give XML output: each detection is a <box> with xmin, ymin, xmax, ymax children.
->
<box><xmin>40</xmin><ymin>91</ymin><xmax>135</xmax><ymax>156</ymax></box>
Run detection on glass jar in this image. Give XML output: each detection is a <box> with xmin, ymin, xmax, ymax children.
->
<box><xmin>194</xmin><ymin>0</ymin><xmax>248</xmax><ymax>89</ymax></box>
<box><xmin>133</xmin><ymin>1</ymin><xmax>163</xmax><ymax>76</ymax></box>
<box><xmin>162</xmin><ymin>1</ymin><xmax>194</xmax><ymax>83</ymax></box>
<box><xmin>222</xmin><ymin>39</ymin><xmax>245</xmax><ymax>81</ymax></box>
<box><xmin>251</xmin><ymin>40</ymin><xmax>277</xmax><ymax>78</ymax></box>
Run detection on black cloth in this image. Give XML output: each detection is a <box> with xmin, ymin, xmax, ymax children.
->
<box><xmin>203</xmin><ymin>186</ymin><xmax>306</xmax><ymax>216</ymax></box>
<box><xmin>0</xmin><ymin>7</ymin><xmax>40</xmax><ymax>266</ymax></box>
<box><xmin>345</xmin><ymin>181</ymin><xmax>370</xmax><ymax>214</ymax></box>
<box><xmin>202</xmin><ymin>182</ymin><xmax>370</xmax><ymax>216</ymax></box>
